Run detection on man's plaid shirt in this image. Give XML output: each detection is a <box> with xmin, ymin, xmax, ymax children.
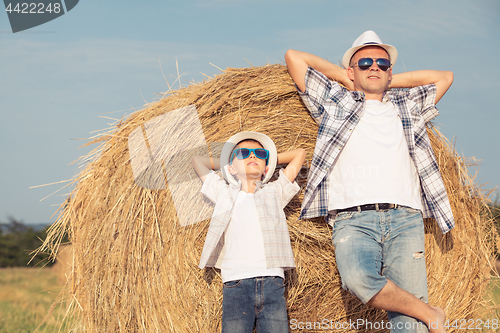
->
<box><xmin>198</xmin><ymin>169</ymin><xmax>300</xmax><ymax>269</ymax></box>
<box><xmin>298</xmin><ymin>67</ymin><xmax>455</xmax><ymax>234</ymax></box>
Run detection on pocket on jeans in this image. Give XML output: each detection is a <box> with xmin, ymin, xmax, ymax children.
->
<box><xmin>223</xmin><ymin>280</ymin><xmax>242</xmax><ymax>288</ymax></box>
<box><xmin>272</xmin><ymin>276</ymin><xmax>285</xmax><ymax>287</ymax></box>
<box><xmin>335</xmin><ymin>211</ymin><xmax>353</xmax><ymax>220</ymax></box>
<box><xmin>332</xmin><ymin>212</ymin><xmax>352</xmax><ymax>240</ymax></box>
<box><xmin>400</xmin><ymin>206</ymin><xmax>422</xmax><ymax>215</ymax></box>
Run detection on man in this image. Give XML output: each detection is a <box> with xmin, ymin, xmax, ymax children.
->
<box><xmin>285</xmin><ymin>30</ymin><xmax>454</xmax><ymax>333</ymax></box>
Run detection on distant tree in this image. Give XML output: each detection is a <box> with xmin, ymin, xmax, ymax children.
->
<box><xmin>489</xmin><ymin>199</ymin><xmax>500</xmax><ymax>259</ymax></box>
<box><xmin>0</xmin><ymin>216</ymin><xmax>52</xmax><ymax>267</ymax></box>
<box><xmin>6</xmin><ymin>217</ymin><xmax>29</xmax><ymax>233</ymax></box>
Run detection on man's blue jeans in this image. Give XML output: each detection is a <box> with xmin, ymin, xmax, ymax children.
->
<box><xmin>331</xmin><ymin>206</ymin><xmax>429</xmax><ymax>333</ymax></box>
<box><xmin>222</xmin><ymin>276</ymin><xmax>288</xmax><ymax>333</ymax></box>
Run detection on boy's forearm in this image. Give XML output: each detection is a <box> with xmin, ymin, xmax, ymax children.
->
<box><xmin>191</xmin><ymin>156</ymin><xmax>220</xmax><ymax>182</ymax></box>
<box><xmin>277</xmin><ymin>150</ymin><xmax>297</xmax><ymax>165</ymax></box>
<box><xmin>278</xmin><ymin>149</ymin><xmax>306</xmax><ymax>183</ymax></box>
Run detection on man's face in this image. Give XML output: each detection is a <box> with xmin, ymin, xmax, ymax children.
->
<box><xmin>347</xmin><ymin>46</ymin><xmax>392</xmax><ymax>99</ymax></box>
<box><xmin>228</xmin><ymin>141</ymin><xmax>269</xmax><ymax>181</ymax></box>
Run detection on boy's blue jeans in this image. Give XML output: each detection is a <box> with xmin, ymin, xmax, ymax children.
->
<box><xmin>222</xmin><ymin>276</ymin><xmax>288</xmax><ymax>333</ymax></box>
<box><xmin>331</xmin><ymin>206</ymin><xmax>429</xmax><ymax>333</ymax></box>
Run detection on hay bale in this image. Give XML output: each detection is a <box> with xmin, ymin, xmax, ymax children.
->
<box><xmin>39</xmin><ymin>64</ymin><xmax>498</xmax><ymax>332</ymax></box>
<box><xmin>52</xmin><ymin>244</ymin><xmax>74</xmax><ymax>285</ymax></box>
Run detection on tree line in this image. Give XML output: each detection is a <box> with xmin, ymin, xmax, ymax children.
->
<box><xmin>0</xmin><ymin>200</ymin><xmax>498</xmax><ymax>267</ymax></box>
<box><xmin>0</xmin><ymin>217</ymin><xmax>53</xmax><ymax>267</ymax></box>
<box><xmin>491</xmin><ymin>200</ymin><xmax>500</xmax><ymax>258</ymax></box>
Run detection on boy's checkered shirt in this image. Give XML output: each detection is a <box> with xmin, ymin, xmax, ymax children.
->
<box><xmin>198</xmin><ymin>169</ymin><xmax>300</xmax><ymax>269</ymax></box>
<box><xmin>297</xmin><ymin>67</ymin><xmax>455</xmax><ymax>234</ymax></box>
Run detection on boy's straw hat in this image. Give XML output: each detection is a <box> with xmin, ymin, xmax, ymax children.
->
<box><xmin>220</xmin><ymin>131</ymin><xmax>277</xmax><ymax>186</ymax></box>
<box><xmin>342</xmin><ymin>30</ymin><xmax>398</xmax><ymax>69</ymax></box>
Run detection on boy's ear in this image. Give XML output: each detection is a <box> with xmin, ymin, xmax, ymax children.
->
<box><xmin>228</xmin><ymin>164</ymin><xmax>238</xmax><ymax>175</ymax></box>
<box><xmin>263</xmin><ymin>166</ymin><xmax>269</xmax><ymax>177</ymax></box>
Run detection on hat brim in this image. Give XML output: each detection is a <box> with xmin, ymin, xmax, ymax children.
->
<box><xmin>220</xmin><ymin>131</ymin><xmax>277</xmax><ymax>186</ymax></box>
<box><xmin>342</xmin><ymin>43</ymin><xmax>398</xmax><ymax>69</ymax></box>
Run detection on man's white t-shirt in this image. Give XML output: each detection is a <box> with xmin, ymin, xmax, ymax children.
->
<box><xmin>328</xmin><ymin>99</ymin><xmax>424</xmax><ymax>212</ymax></box>
<box><xmin>221</xmin><ymin>190</ymin><xmax>284</xmax><ymax>283</ymax></box>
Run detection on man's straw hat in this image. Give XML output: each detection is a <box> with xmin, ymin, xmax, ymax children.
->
<box><xmin>342</xmin><ymin>30</ymin><xmax>398</xmax><ymax>69</ymax></box>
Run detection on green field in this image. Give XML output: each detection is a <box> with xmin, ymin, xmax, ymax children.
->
<box><xmin>0</xmin><ymin>267</ymin><xmax>73</xmax><ymax>333</ymax></box>
<box><xmin>484</xmin><ymin>276</ymin><xmax>500</xmax><ymax>318</ymax></box>
<box><xmin>1</xmin><ymin>268</ymin><xmax>499</xmax><ymax>332</ymax></box>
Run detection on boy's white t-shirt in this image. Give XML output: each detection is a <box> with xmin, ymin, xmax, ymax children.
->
<box><xmin>328</xmin><ymin>99</ymin><xmax>424</xmax><ymax>211</ymax></box>
<box><xmin>220</xmin><ymin>190</ymin><xmax>284</xmax><ymax>283</ymax></box>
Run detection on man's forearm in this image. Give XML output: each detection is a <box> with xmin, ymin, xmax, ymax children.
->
<box><xmin>390</xmin><ymin>70</ymin><xmax>450</xmax><ymax>88</ymax></box>
<box><xmin>285</xmin><ymin>50</ymin><xmax>353</xmax><ymax>92</ymax></box>
<box><xmin>390</xmin><ymin>70</ymin><xmax>454</xmax><ymax>104</ymax></box>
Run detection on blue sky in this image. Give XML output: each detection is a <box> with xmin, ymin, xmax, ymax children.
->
<box><xmin>1</xmin><ymin>0</ymin><xmax>499</xmax><ymax>224</ymax></box>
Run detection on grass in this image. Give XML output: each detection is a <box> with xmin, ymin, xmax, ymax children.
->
<box><xmin>488</xmin><ymin>278</ymin><xmax>500</xmax><ymax>303</ymax></box>
<box><xmin>0</xmin><ymin>267</ymin><xmax>74</xmax><ymax>333</ymax></box>
<box><xmin>484</xmin><ymin>276</ymin><xmax>500</xmax><ymax>315</ymax></box>
<box><xmin>0</xmin><ymin>266</ymin><xmax>499</xmax><ymax>332</ymax></box>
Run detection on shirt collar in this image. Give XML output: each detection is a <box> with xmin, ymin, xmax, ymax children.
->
<box><xmin>254</xmin><ymin>181</ymin><xmax>264</xmax><ymax>192</ymax></box>
<box><xmin>229</xmin><ymin>179</ymin><xmax>264</xmax><ymax>193</ymax></box>
<box><xmin>351</xmin><ymin>91</ymin><xmax>364</xmax><ymax>102</ymax></box>
<box><xmin>350</xmin><ymin>90</ymin><xmax>392</xmax><ymax>103</ymax></box>
<box><xmin>382</xmin><ymin>91</ymin><xmax>391</xmax><ymax>103</ymax></box>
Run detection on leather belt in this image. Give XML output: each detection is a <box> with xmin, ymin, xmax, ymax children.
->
<box><xmin>337</xmin><ymin>203</ymin><xmax>398</xmax><ymax>214</ymax></box>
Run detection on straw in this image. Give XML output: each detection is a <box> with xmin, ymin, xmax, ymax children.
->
<box><xmin>36</xmin><ymin>64</ymin><xmax>498</xmax><ymax>332</ymax></box>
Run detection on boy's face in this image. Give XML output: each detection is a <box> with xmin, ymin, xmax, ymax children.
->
<box><xmin>228</xmin><ymin>141</ymin><xmax>269</xmax><ymax>181</ymax></box>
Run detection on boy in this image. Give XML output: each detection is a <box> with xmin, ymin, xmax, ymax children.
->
<box><xmin>192</xmin><ymin>131</ymin><xmax>306</xmax><ymax>333</ymax></box>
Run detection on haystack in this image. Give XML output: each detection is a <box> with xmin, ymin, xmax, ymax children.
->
<box><xmin>38</xmin><ymin>64</ymin><xmax>498</xmax><ymax>332</ymax></box>
<box><xmin>51</xmin><ymin>244</ymin><xmax>74</xmax><ymax>285</ymax></box>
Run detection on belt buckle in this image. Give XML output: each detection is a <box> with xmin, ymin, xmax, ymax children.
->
<box><xmin>375</xmin><ymin>203</ymin><xmax>379</xmax><ymax>211</ymax></box>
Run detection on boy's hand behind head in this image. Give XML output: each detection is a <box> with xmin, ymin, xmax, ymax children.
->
<box><xmin>278</xmin><ymin>148</ymin><xmax>307</xmax><ymax>184</ymax></box>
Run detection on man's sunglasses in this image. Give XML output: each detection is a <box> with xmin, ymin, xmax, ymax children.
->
<box><xmin>353</xmin><ymin>58</ymin><xmax>391</xmax><ymax>71</ymax></box>
<box><xmin>231</xmin><ymin>148</ymin><xmax>269</xmax><ymax>165</ymax></box>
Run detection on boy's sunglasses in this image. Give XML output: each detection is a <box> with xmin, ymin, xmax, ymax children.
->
<box><xmin>353</xmin><ymin>58</ymin><xmax>391</xmax><ymax>71</ymax></box>
<box><xmin>231</xmin><ymin>148</ymin><xmax>269</xmax><ymax>165</ymax></box>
